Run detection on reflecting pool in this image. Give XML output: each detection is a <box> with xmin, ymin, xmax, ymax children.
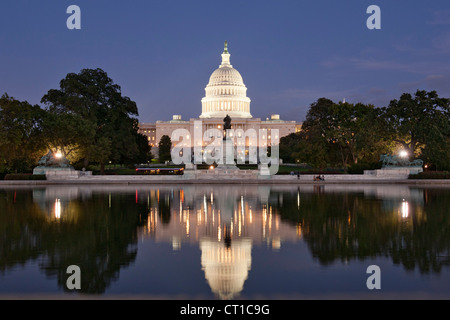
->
<box><xmin>0</xmin><ymin>184</ymin><xmax>449</xmax><ymax>299</ymax></box>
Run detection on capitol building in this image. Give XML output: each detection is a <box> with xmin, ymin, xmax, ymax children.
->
<box><xmin>139</xmin><ymin>42</ymin><xmax>302</xmax><ymax>158</ymax></box>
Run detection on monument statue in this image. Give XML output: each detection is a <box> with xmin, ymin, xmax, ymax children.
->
<box><xmin>37</xmin><ymin>150</ymin><xmax>71</xmax><ymax>168</ymax></box>
<box><xmin>223</xmin><ymin>114</ymin><xmax>232</xmax><ymax>140</ymax></box>
<box><xmin>380</xmin><ymin>154</ymin><xmax>423</xmax><ymax>168</ymax></box>
<box><xmin>33</xmin><ymin>150</ymin><xmax>74</xmax><ymax>175</ymax></box>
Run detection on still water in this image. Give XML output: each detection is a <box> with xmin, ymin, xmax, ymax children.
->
<box><xmin>0</xmin><ymin>184</ymin><xmax>449</xmax><ymax>299</ymax></box>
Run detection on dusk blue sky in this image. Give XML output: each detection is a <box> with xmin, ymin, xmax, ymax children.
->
<box><xmin>1</xmin><ymin>0</ymin><xmax>450</xmax><ymax>123</ymax></box>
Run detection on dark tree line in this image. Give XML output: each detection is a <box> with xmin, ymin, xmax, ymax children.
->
<box><xmin>280</xmin><ymin>90</ymin><xmax>450</xmax><ymax>171</ymax></box>
<box><xmin>2</xmin><ymin>72</ymin><xmax>448</xmax><ymax>175</ymax></box>
<box><xmin>0</xmin><ymin>68</ymin><xmax>152</xmax><ymax>175</ymax></box>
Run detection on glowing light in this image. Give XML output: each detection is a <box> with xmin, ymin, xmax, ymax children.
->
<box><xmin>210</xmin><ymin>165</ymin><xmax>215</xmax><ymax>170</ymax></box>
<box><xmin>55</xmin><ymin>152</ymin><xmax>62</xmax><ymax>159</ymax></box>
<box><xmin>399</xmin><ymin>150</ymin><xmax>408</xmax><ymax>158</ymax></box>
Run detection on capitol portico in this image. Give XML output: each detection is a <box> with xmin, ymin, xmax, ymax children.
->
<box><xmin>139</xmin><ymin>42</ymin><xmax>302</xmax><ymax>158</ymax></box>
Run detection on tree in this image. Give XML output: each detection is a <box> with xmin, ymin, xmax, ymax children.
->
<box><xmin>382</xmin><ymin>90</ymin><xmax>450</xmax><ymax>161</ymax></box>
<box><xmin>324</xmin><ymin>102</ymin><xmax>387</xmax><ymax>169</ymax></box>
<box><xmin>40</xmin><ymin>109</ymin><xmax>95</xmax><ymax>164</ymax></box>
<box><xmin>280</xmin><ymin>98</ymin><xmax>394</xmax><ymax>170</ymax></box>
<box><xmin>158</xmin><ymin>135</ymin><xmax>172</xmax><ymax>163</ymax></box>
<box><xmin>354</xmin><ymin>106</ymin><xmax>395</xmax><ymax>164</ymax></box>
<box><xmin>296</xmin><ymin>98</ymin><xmax>336</xmax><ymax>168</ymax></box>
<box><xmin>279</xmin><ymin>133</ymin><xmax>299</xmax><ymax>163</ymax></box>
<box><xmin>302</xmin><ymin>98</ymin><xmax>335</xmax><ymax>139</ymax></box>
<box><xmin>129</xmin><ymin>132</ymin><xmax>152</xmax><ymax>165</ymax></box>
<box><xmin>0</xmin><ymin>94</ymin><xmax>45</xmax><ymax>173</ymax></box>
<box><xmin>41</xmin><ymin>68</ymin><xmax>143</xmax><ymax>174</ymax></box>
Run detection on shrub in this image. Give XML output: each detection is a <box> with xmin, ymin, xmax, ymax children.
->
<box><xmin>4</xmin><ymin>174</ymin><xmax>46</xmax><ymax>180</ymax></box>
<box><xmin>348</xmin><ymin>162</ymin><xmax>381</xmax><ymax>174</ymax></box>
<box><xmin>409</xmin><ymin>171</ymin><xmax>450</xmax><ymax>179</ymax></box>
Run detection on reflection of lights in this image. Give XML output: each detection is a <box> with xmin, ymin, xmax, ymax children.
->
<box><xmin>297</xmin><ymin>223</ymin><xmax>302</xmax><ymax>237</ymax></box>
<box><xmin>272</xmin><ymin>238</ymin><xmax>281</xmax><ymax>250</ymax></box>
<box><xmin>238</xmin><ymin>213</ymin><xmax>242</xmax><ymax>236</ymax></box>
<box><xmin>401</xmin><ymin>200</ymin><xmax>409</xmax><ymax>218</ymax></box>
<box><xmin>146</xmin><ymin>209</ymin><xmax>158</xmax><ymax>234</ymax></box>
<box><xmin>172</xmin><ymin>236</ymin><xmax>181</xmax><ymax>251</ymax></box>
<box><xmin>197</xmin><ymin>209</ymin><xmax>202</xmax><ymax>223</ymax></box>
<box><xmin>54</xmin><ymin>199</ymin><xmax>61</xmax><ymax>219</ymax></box>
<box><xmin>186</xmin><ymin>215</ymin><xmax>190</xmax><ymax>236</ymax></box>
<box><xmin>138</xmin><ymin>188</ymin><xmax>302</xmax><ymax>257</ymax></box>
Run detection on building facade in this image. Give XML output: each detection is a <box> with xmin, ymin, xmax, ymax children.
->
<box><xmin>139</xmin><ymin>42</ymin><xmax>302</xmax><ymax>159</ymax></box>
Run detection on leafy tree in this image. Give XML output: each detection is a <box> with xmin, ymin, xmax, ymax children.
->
<box><xmin>158</xmin><ymin>135</ymin><xmax>172</xmax><ymax>163</ymax></box>
<box><xmin>279</xmin><ymin>98</ymin><xmax>336</xmax><ymax>168</ymax></box>
<box><xmin>280</xmin><ymin>98</ymin><xmax>394</xmax><ymax>170</ymax></box>
<box><xmin>279</xmin><ymin>132</ymin><xmax>299</xmax><ymax>163</ymax></box>
<box><xmin>382</xmin><ymin>90</ymin><xmax>450</xmax><ymax>161</ymax></box>
<box><xmin>0</xmin><ymin>94</ymin><xmax>45</xmax><ymax>173</ymax></box>
<box><xmin>40</xmin><ymin>109</ymin><xmax>95</xmax><ymax>164</ymax></box>
<box><xmin>355</xmin><ymin>106</ymin><xmax>395</xmax><ymax>164</ymax></box>
<box><xmin>325</xmin><ymin>102</ymin><xmax>388</xmax><ymax>169</ymax></box>
<box><xmin>301</xmin><ymin>98</ymin><xmax>335</xmax><ymax>140</ymax></box>
<box><xmin>127</xmin><ymin>132</ymin><xmax>152</xmax><ymax>165</ymax></box>
<box><xmin>295</xmin><ymin>98</ymin><xmax>335</xmax><ymax>168</ymax></box>
<box><xmin>421</xmin><ymin>135</ymin><xmax>450</xmax><ymax>171</ymax></box>
<box><xmin>41</xmin><ymin>68</ymin><xmax>143</xmax><ymax>174</ymax></box>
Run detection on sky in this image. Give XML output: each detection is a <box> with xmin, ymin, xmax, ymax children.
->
<box><xmin>1</xmin><ymin>0</ymin><xmax>450</xmax><ymax>123</ymax></box>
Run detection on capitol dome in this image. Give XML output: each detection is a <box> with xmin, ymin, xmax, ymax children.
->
<box><xmin>200</xmin><ymin>42</ymin><xmax>252</xmax><ymax>119</ymax></box>
<box><xmin>208</xmin><ymin>66</ymin><xmax>244</xmax><ymax>86</ymax></box>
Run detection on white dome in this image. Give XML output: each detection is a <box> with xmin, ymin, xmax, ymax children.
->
<box><xmin>200</xmin><ymin>42</ymin><xmax>252</xmax><ymax>119</ymax></box>
<box><xmin>208</xmin><ymin>66</ymin><xmax>244</xmax><ymax>87</ymax></box>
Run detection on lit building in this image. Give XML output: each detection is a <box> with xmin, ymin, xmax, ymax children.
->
<box><xmin>139</xmin><ymin>42</ymin><xmax>302</xmax><ymax>158</ymax></box>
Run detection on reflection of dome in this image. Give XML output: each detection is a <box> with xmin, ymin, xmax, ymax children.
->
<box><xmin>200</xmin><ymin>238</ymin><xmax>252</xmax><ymax>300</ymax></box>
<box><xmin>200</xmin><ymin>42</ymin><xmax>252</xmax><ymax>119</ymax></box>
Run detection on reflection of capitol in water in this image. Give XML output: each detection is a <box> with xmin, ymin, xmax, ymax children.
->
<box><xmin>141</xmin><ymin>186</ymin><xmax>301</xmax><ymax>246</ymax></box>
<box><xmin>139</xmin><ymin>185</ymin><xmax>302</xmax><ymax>299</ymax></box>
<box><xmin>200</xmin><ymin>238</ymin><xmax>252</xmax><ymax>300</ymax></box>
<box><xmin>25</xmin><ymin>183</ymin><xmax>429</xmax><ymax>299</ymax></box>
